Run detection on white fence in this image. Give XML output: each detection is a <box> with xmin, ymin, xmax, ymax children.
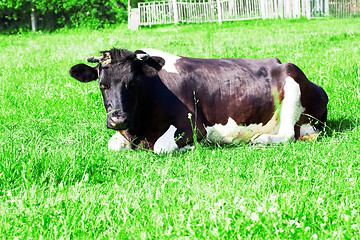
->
<box><xmin>328</xmin><ymin>0</ymin><xmax>360</xmax><ymax>17</ymax></box>
<box><xmin>128</xmin><ymin>0</ymin><xmax>360</xmax><ymax>30</ymax></box>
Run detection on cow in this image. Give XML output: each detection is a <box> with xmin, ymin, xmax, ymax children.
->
<box><xmin>69</xmin><ymin>48</ymin><xmax>328</xmax><ymax>153</ymax></box>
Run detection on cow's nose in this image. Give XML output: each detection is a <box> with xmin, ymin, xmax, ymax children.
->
<box><xmin>109</xmin><ymin>116</ymin><xmax>128</xmax><ymax>130</ymax></box>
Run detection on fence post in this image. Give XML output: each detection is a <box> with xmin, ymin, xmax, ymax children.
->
<box><xmin>173</xmin><ymin>0</ymin><xmax>179</xmax><ymax>24</ymax></box>
<box><xmin>260</xmin><ymin>0</ymin><xmax>266</xmax><ymax>20</ymax></box>
<box><xmin>31</xmin><ymin>8</ymin><xmax>37</xmax><ymax>31</ymax></box>
<box><xmin>306</xmin><ymin>0</ymin><xmax>311</xmax><ymax>19</ymax></box>
<box><xmin>216</xmin><ymin>0</ymin><xmax>222</xmax><ymax>25</ymax></box>
<box><xmin>285</xmin><ymin>0</ymin><xmax>291</xmax><ymax>18</ymax></box>
<box><xmin>294</xmin><ymin>0</ymin><xmax>300</xmax><ymax>18</ymax></box>
<box><xmin>324</xmin><ymin>0</ymin><xmax>329</xmax><ymax>16</ymax></box>
<box><xmin>279</xmin><ymin>0</ymin><xmax>284</xmax><ymax>19</ymax></box>
<box><xmin>129</xmin><ymin>9</ymin><xmax>140</xmax><ymax>30</ymax></box>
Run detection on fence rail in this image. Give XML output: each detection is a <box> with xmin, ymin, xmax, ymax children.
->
<box><xmin>128</xmin><ymin>0</ymin><xmax>360</xmax><ymax>30</ymax></box>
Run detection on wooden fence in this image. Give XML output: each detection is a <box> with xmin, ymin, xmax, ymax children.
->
<box><xmin>128</xmin><ymin>0</ymin><xmax>360</xmax><ymax>30</ymax></box>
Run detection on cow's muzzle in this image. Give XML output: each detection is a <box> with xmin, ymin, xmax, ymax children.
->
<box><xmin>108</xmin><ymin>116</ymin><xmax>132</xmax><ymax>130</ymax></box>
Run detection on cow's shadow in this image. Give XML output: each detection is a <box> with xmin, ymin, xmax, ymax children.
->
<box><xmin>323</xmin><ymin>117</ymin><xmax>358</xmax><ymax>137</ymax></box>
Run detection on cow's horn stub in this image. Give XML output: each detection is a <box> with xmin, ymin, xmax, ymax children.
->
<box><xmin>87</xmin><ymin>56</ymin><xmax>100</xmax><ymax>63</ymax></box>
<box><xmin>136</xmin><ymin>53</ymin><xmax>149</xmax><ymax>61</ymax></box>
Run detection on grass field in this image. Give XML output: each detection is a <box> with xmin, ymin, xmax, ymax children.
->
<box><xmin>1</xmin><ymin>18</ymin><xmax>360</xmax><ymax>238</ymax></box>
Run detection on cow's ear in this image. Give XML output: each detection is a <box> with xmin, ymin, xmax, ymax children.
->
<box><xmin>134</xmin><ymin>50</ymin><xmax>165</xmax><ymax>72</ymax></box>
<box><xmin>143</xmin><ymin>56</ymin><xmax>165</xmax><ymax>72</ymax></box>
<box><xmin>69</xmin><ymin>64</ymin><xmax>98</xmax><ymax>83</ymax></box>
<box><xmin>150</xmin><ymin>56</ymin><xmax>165</xmax><ymax>69</ymax></box>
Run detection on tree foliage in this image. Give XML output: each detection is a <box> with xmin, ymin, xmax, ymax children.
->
<box><xmin>130</xmin><ymin>0</ymin><xmax>165</xmax><ymax>7</ymax></box>
<box><xmin>0</xmin><ymin>0</ymin><xmax>128</xmax><ymax>33</ymax></box>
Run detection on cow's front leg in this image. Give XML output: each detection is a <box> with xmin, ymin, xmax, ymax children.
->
<box><xmin>108</xmin><ymin>131</ymin><xmax>130</xmax><ymax>151</ymax></box>
<box><xmin>153</xmin><ymin>125</ymin><xmax>179</xmax><ymax>153</ymax></box>
<box><xmin>153</xmin><ymin>123</ymin><xmax>206</xmax><ymax>153</ymax></box>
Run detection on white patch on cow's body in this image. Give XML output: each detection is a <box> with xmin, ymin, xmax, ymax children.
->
<box><xmin>140</xmin><ymin>48</ymin><xmax>180</xmax><ymax>74</ymax></box>
<box><xmin>205</xmin><ymin>114</ymin><xmax>279</xmax><ymax>144</ymax></box>
<box><xmin>108</xmin><ymin>131</ymin><xmax>130</xmax><ymax>151</ymax></box>
<box><xmin>253</xmin><ymin>76</ymin><xmax>305</xmax><ymax>144</ymax></box>
<box><xmin>154</xmin><ymin>125</ymin><xmax>179</xmax><ymax>153</ymax></box>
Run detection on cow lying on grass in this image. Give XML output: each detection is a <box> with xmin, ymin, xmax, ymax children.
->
<box><xmin>69</xmin><ymin>48</ymin><xmax>328</xmax><ymax>153</ymax></box>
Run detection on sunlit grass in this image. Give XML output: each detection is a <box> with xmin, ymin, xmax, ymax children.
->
<box><xmin>0</xmin><ymin>18</ymin><xmax>360</xmax><ymax>238</ymax></box>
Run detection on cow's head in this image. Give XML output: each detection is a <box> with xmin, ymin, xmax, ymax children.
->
<box><xmin>69</xmin><ymin>48</ymin><xmax>165</xmax><ymax>130</ymax></box>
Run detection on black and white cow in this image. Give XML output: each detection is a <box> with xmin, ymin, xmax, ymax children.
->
<box><xmin>69</xmin><ymin>48</ymin><xmax>328</xmax><ymax>153</ymax></box>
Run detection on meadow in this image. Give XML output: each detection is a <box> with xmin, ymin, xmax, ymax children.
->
<box><xmin>0</xmin><ymin>18</ymin><xmax>360</xmax><ymax>238</ymax></box>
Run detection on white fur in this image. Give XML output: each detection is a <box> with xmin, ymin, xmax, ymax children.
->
<box><xmin>253</xmin><ymin>76</ymin><xmax>304</xmax><ymax>144</ymax></box>
<box><xmin>140</xmin><ymin>48</ymin><xmax>180</xmax><ymax>74</ymax></box>
<box><xmin>300</xmin><ymin>124</ymin><xmax>316</xmax><ymax>136</ymax></box>
<box><xmin>205</xmin><ymin>115</ymin><xmax>279</xmax><ymax>144</ymax></box>
<box><xmin>154</xmin><ymin>125</ymin><xmax>179</xmax><ymax>153</ymax></box>
<box><xmin>108</xmin><ymin>131</ymin><xmax>130</xmax><ymax>151</ymax></box>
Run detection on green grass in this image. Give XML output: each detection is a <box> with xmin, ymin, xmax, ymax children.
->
<box><xmin>1</xmin><ymin>18</ymin><xmax>360</xmax><ymax>238</ymax></box>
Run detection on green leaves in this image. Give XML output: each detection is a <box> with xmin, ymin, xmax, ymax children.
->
<box><xmin>0</xmin><ymin>0</ymin><xmax>129</xmax><ymax>33</ymax></box>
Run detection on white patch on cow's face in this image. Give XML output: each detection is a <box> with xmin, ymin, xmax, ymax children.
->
<box><xmin>205</xmin><ymin>115</ymin><xmax>279</xmax><ymax>144</ymax></box>
<box><xmin>154</xmin><ymin>125</ymin><xmax>178</xmax><ymax>153</ymax></box>
<box><xmin>140</xmin><ymin>48</ymin><xmax>180</xmax><ymax>74</ymax></box>
<box><xmin>253</xmin><ymin>76</ymin><xmax>305</xmax><ymax>144</ymax></box>
<box><xmin>108</xmin><ymin>131</ymin><xmax>130</xmax><ymax>151</ymax></box>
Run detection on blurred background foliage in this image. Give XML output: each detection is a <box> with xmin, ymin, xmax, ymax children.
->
<box><xmin>0</xmin><ymin>0</ymin><xmax>159</xmax><ymax>33</ymax></box>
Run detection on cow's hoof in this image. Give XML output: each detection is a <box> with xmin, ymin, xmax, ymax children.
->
<box><xmin>251</xmin><ymin>134</ymin><xmax>272</xmax><ymax>145</ymax></box>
